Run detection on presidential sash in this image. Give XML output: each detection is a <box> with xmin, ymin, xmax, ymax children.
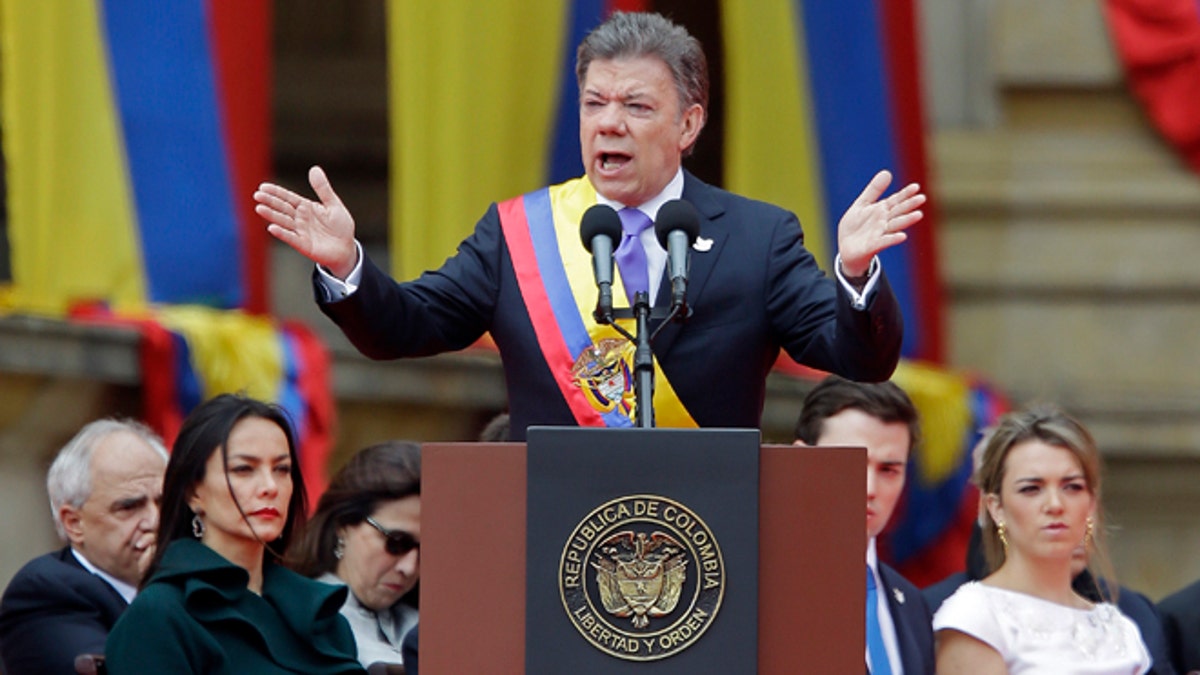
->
<box><xmin>498</xmin><ymin>177</ymin><xmax>697</xmax><ymax>428</ymax></box>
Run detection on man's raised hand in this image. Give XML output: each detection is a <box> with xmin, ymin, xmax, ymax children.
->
<box><xmin>254</xmin><ymin>166</ymin><xmax>359</xmax><ymax>279</ymax></box>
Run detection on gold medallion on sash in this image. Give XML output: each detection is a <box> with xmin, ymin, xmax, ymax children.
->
<box><xmin>571</xmin><ymin>337</ymin><xmax>636</xmax><ymax>417</ymax></box>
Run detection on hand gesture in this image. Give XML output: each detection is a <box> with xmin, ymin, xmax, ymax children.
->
<box><xmin>254</xmin><ymin>166</ymin><xmax>359</xmax><ymax>279</ymax></box>
<box><xmin>836</xmin><ymin>169</ymin><xmax>925</xmax><ymax>277</ymax></box>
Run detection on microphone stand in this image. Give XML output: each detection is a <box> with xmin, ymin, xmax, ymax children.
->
<box><xmin>600</xmin><ymin>292</ymin><xmax>688</xmax><ymax>429</ymax></box>
<box><xmin>630</xmin><ymin>291</ymin><xmax>654</xmax><ymax>428</ymax></box>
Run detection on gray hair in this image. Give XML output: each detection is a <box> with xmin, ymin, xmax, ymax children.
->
<box><xmin>47</xmin><ymin>419</ymin><xmax>168</xmax><ymax>540</ymax></box>
<box><xmin>576</xmin><ymin>12</ymin><xmax>709</xmax><ymax>139</ymax></box>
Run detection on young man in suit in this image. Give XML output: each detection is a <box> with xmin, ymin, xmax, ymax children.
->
<box><xmin>255</xmin><ymin>11</ymin><xmax>925</xmax><ymax>439</ymax></box>
<box><xmin>0</xmin><ymin>419</ymin><xmax>167</xmax><ymax>675</ymax></box>
<box><xmin>795</xmin><ymin>375</ymin><xmax>934</xmax><ymax>675</ymax></box>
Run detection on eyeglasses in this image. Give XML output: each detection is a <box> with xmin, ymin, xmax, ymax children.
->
<box><xmin>364</xmin><ymin>516</ymin><xmax>420</xmax><ymax>556</ymax></box>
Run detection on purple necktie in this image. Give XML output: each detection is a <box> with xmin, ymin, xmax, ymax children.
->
<box><xmin>614</xmin><ymin>207</ymin><xmax>652</xmax><ymax>304</ymax></box>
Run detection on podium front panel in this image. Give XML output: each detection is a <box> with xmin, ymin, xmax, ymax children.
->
<box><xmin>526</xmin><ymin>427</ymin><xmax>759</xmax><ymax>673</ymax></box>
<box><xmin>421</xmin><ymin>441</ymin><xmax>864</xmax><ymax>673</ymax></box>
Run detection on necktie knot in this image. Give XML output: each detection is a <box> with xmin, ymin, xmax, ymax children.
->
<box><xmin>619</xmin><ymin>207</ymin><xmax>652</xmax><ymax>237</ymax></box>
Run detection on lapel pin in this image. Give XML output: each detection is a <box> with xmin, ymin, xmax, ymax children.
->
<box><xmin>893</xmin><ymin>588</ymin><xmax>905</xmax><ymax>605</ymax></box>
<box><xmin>693</xmin><ymin>237</ymin><xmax>713</xmax><ymax>252</ymax></box>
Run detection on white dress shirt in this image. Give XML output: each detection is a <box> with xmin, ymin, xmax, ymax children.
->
<box><xmin>72</xmin><ymin>547</ymin><xmax>137</xmax><ymax>604</ymax></box>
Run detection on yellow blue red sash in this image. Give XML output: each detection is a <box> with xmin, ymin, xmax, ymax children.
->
<box><xmin>497</xmin><ymin>177</ymin><xmax>697</xmax><ymax>428</ymax></box>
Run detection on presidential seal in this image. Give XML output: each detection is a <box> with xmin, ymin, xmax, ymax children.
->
<box><xmin>558</xmin><ymin>495</ymin><xmax>725</xmax><ymax>661</ymax></box>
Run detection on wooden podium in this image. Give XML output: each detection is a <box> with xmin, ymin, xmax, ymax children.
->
<box><xmin>419</xmin><ymin>442</ymin><xmax>865</xmax><ymax>673</ymax></box>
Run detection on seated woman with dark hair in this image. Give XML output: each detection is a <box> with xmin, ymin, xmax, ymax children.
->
<box><xmin>289</xmin><ymin>441</ymin><xmax>421</xmax><ymax>670</ymax></box>
<box><xmin>933</xmin><ymin>406</ymin><xmax>1150</xmax><ymax>674</ymax></box>
<box><xmin>105</xmin><ymin>394</ymin><xmax>364</xmax><ymax>674</ymax></box>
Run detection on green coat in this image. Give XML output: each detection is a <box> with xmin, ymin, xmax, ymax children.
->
<box><xmin>105</xmin><ymin>539</ymin><xmax>365</xmax><ymax>674</ymax></box>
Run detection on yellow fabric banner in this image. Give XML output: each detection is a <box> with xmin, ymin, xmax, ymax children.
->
<box><xmin>892</xmin><ymin>361</ymin><xmax>974</xmax><ymax>486</ymax></box>
<box><xmin>157</xmin><ymin>305</ymin><xmax>283</xmax><ymax>404</ymax></box>
<box><xmin>720</xmin><ymin>0</ymin><xmax>830</xmax><ymax>269</ymax></box>
<box><xmin>387</xmin><ymin>0</ymin><xmax>568</xmax><ymax>279</ymax></box>
<box><xmin>0</xmin><ymin>0</ymin><xmax>146</xmax><ymax>315</ymax></box>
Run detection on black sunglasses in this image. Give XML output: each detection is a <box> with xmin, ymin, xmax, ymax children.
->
<box><xmin>364</xmin><ymin>516</ymin><xmax>420</xmax><ymax>556</ymax></box>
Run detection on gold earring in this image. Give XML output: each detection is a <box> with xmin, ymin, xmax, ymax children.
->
<box><xmin>996</xmin><ymin>521</ymin><xmax>1009</xmax><ymax>551</ymax></box>
<box><xmin>1084</xmin><ymin>516</ymin><xmax>1095</xmax><ymax>548</ymax></box>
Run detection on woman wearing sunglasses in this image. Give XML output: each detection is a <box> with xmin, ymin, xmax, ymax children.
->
<box><xmin>105</xmin><ymin>394</ymin><xmax>364</xmax><ymax>674</ymax></box>
<box><xmin>290</xmin><ymin>441</ymin><xmax>421</xmax><ymax>671</ymax></box>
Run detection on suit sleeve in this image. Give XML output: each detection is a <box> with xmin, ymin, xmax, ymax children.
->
<box><xmin>1158</xmin><ymin>584</ymin><xmax>1200</xmax><ymax>675</ymax></box>
<box><xmin>0</xmin><ymin>569</ymin><xmax>118</xmax><ymax>674</ymax></box>
<box><xmin>314</xmin><ymin>205</ymin><xmax>504</xmax><ymax>360</ymax></box>
<box><xmin>765</xmin><ymin>211</ymin><xmax>903</xmax><ymax>381</ymax></box>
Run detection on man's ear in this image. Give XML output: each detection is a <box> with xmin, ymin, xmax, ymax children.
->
<box><xmin>59</xmin><ymin>504</ymin><xmax>85</xmax><ymax>545</ymax></box>
<box><xmin>678</xmin><ymin>103</ymin><xmax>705</xmax><ymax>153</ymax></box>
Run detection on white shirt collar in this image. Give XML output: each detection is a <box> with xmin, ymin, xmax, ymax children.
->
<box><xmin>71</xmin><ymin>547</ymin><xmax>137</xmax><ymax>604</ymax></box>
<box><xmin>594</xmin><ymin>167</ymin><xmax>685</xmax><ymax>221</ymax></box>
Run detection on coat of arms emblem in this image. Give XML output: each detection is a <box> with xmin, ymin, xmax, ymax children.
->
<box><xmin>593</xmin><ymin>531</ymin><xmax>687</xmax><ymax>628</ymax></box>
<box><xmin>558</xmin><ymin>495</ymin><xmax>725</xmax><ymax>661</ymax></box>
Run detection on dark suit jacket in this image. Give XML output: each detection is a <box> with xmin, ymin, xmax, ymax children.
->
<box><xmin>921</xmin><ymin>571</ymin><xmax>968</xmax><ymax>616</ymax></box>
<box><xmin>0</xmin><ymin>547</ymin><xmax>128</xmax><ymax>675</ymax></box>
<box><xmin>1160</xmin><ymin>579</ymin><xmax>1200</xmax><ymax>675</ymax></box>
<box><xmin>317</xmin><ymin>172</ymin><xmax>903</xmax><ymax>439</ymax></box>
<box><xmin>878</xmin><ymin>563</ymin><xmax>935</xmax><ymax>675</ymax></box>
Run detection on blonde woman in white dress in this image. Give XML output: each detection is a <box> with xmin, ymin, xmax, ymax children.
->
<box><xmin>933</xmin><ymin>406</ymin><xmax>1150</xmax><ymax>674</ymax></box>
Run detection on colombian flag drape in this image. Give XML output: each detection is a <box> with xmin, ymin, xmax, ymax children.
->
<box><xmin>72</xmin><ymin>304</ymin><xmax>336</xmax><ymax>509</ymax></box>
<box><xmin>0</xmin><ymin>0</ymin><xmax>270</xmax><ymax>315</ymax></box>
<box><xmin>1</xmin><ymin>1</ymin><xmax>336</xmax><ymax>497</ymax></box>
<box><xmin>387</xmin><ymin>0</ymin><xmax>944</xmax><ymax>362</ymax></box>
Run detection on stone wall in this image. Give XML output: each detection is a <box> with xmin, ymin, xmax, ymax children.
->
<box><xmin>926</xmin><ymin>0</ymin><xmax>1200</xmax><ymax>598</ymax></box>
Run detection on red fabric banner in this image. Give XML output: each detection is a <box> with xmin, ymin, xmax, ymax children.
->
<box><xmin>1105</xmin><ymin>0</ymin><xmax>1200</xmax><ymax>173</ymax></box>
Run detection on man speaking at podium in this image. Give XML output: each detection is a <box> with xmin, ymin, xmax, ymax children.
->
<box><xmin>255</xmin><ymin>12</ymin><xmax>925</xmax><ymax>440</ymax></box>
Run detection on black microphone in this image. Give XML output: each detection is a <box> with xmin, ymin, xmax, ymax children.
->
<box><xmin>580</xmin><ymin>204</ymin><xmax>623</xmax><ymax>323</ymax></box>
<box><xmin>654</xmin><ymin>199</ymin><xmax>700</xmax><ymax>315</ymax></box>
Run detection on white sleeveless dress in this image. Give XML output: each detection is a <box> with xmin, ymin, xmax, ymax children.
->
<box><xmin>933</xmin><ymin>582</ymin><xmax>1150</xmax><ymax>674</ymax></box>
